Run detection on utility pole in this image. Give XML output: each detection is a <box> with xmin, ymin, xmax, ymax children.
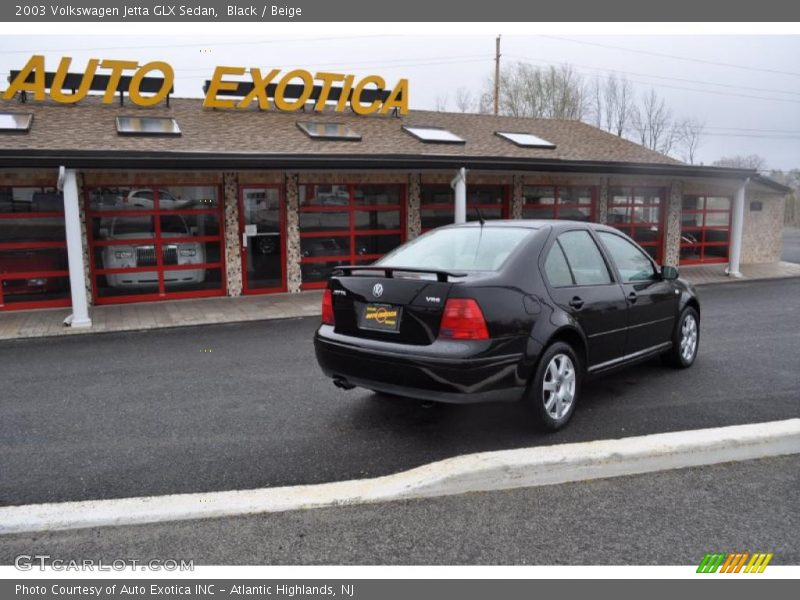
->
<box><xmin>494</xmin><ymin>34</ymin><xmax>501</xmax><ymax>116</ymax></box>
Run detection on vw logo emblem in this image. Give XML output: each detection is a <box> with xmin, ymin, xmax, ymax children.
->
<box><xmin>372</xmin><ymin>283</ymin><xmax>384</xmax><ymax>298</ymax></box>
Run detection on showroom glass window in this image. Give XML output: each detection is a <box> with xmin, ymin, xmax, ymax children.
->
<box><xmin>0</xmin><ymin>187</ymin><xmax>70</xmax><ymax>310</ymax></box>
<box><xmin>679</xmin><ymin>195</ymin><xmax>732</xmax><ymax>264</ymax></box>
<box><xmin>420</xmin><ymin>184</ymin><xmax>509</xmax><ymax>231</ymax></box>
<box><xmin>85</xmin><ymin>185</ymin><xmax>225</xmax><ymax>303</ymax></box>
<box><xmin>607</xmin><ymin>187</ymin><xmax>665</xmax><ymax>262</ymax></box>
<box><xmin>298</xmin><ymin>184</ymin><xmax>405</xmax><ymax>288</ymax></box>
<box><xmin>522</xmin><ymin>186</ymin><xmax>597</xmax><ymax>221</ymax></box>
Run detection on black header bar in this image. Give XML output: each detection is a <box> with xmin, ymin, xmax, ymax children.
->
<box><xmin>1</xmin><ymin>1</ymin><xmax>797</xmax><ymax>22</ymax></box>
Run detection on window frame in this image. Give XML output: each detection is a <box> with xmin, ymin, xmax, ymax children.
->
<box><xmin>420</xmin><ymin>183</ymin><xmax>510</xmax><ymax>232</ymax></box>
<box><xmin>521</xmin><ymin>185</ymin><xmax>598</xmax><ymax>222</ymax></box>
<box><xmin>607</xmin><ymin>186</ymin><xmax>666</xmax><ymax>263</ymax></box>
<box><xmin>679</xmin><ymin>194</ymin><xmax>732</xmax><ymax>265</ymax></box>
<box><xmin>298</xmin><ymin>183</ymin><xmax>407</xmax><ymax>289</ymax></box>
<box><xmin>595</xmin><ymin>229</ymin><xmax>660</xmax><ymax>284</ymax></box>
<box><xmin>541</xmin><ymin>227</ymin><xmax>617</xmax><ymax>289</ymax></box>
<box><xmin>84</xmin><ymin>183</ymin><xmax>226</xmax><ymax>305</ymax></box>
<box><xmin>0</xmin><ymin>186</ymin><xmax>71</xmax><ymax>311</ymax></box>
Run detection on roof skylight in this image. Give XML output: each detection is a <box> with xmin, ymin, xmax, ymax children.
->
<box><xmin>403</xmin><ymin>125</ymin><xmax>465</xmax><ymax>144</ymax></box>
<box><xmin>116</xmin><ymin>116</ymin><xmax>181</xmax><ymax>136</ymax></box>
<box><xmin>297</xmin><ymin>122</ymin><xmax>362</xmax><ymax>141</ymax></box>
<box><xmin>495</xmin><ymin>131</ymin><xmax>556</xmax><ymax>149</ymax></box>
<box><xmin>0</xmin><ymin>112</ymin><xmax>33</xmax><ymax>132</ymax></box>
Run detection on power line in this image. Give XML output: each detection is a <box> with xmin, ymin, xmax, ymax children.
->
<box><xmin>537</xmin><ymin>35</ymin><xmax>800</xmax><ymax>78</ymax></box>
<box><xmin>0</xmin><ymin>35</ymin><xmax>395</xmax><ymax>55</ymax></box>
<box><xmin>169</xmin><ymin>54</ymin><xmax>491</xmax><ymax>74</ymax></box>
<box><xmin>509</xmin><ymin>56</ymin><xmax>800</xmax><ymax>105</ymax></box>
<box><xmin>506</xmin><ymin>54</ymin><xmax>800</xmax><ymax>98</ymax></box>
<box><xmin>170</xmin><ymin>57</ymin><xmax>494</xmax><ymax>81</ymax></box>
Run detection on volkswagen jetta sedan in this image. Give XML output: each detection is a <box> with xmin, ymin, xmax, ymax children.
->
<box><xmin>314</xmin><ymin>220</ymin><xmax>700</xmax><ymax>430</ymax></box>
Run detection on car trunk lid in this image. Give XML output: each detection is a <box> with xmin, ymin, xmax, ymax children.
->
<box><xmin>329</xmin><ymin>267</ymin><xmax>467</xmax><ymax>345</ymax></box>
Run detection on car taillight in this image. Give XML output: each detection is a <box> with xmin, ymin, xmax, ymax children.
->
<box><xmin>321</xmin><ymin>288</ymin><xmax>335</xmax><ymax>325</ymax></box>
<box><xmin>439</xmin><ymin>298</ymin><xmax>489</xmax><ymax>340</ymax></box>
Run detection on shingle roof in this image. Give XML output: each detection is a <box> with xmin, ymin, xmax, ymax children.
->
<box><xmin>0</xmin><ymin>95</ymin><xmax>682</xmax><ymax>165</ymax></box>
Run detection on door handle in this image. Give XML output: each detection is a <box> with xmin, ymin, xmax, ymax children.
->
<box><xmin>568</xmin><ymin>296</ymin><xmax>584</xmax><ymax>310</ymax></box>
<box><xmin>242</xmin><ymin>232</ymin><xmax>248</xmax><ymax>248</ymax></box>
<box><xmin>628</xmin><ymin>291</ymin><xmax>638</xmax><ymax>304</ymax></box>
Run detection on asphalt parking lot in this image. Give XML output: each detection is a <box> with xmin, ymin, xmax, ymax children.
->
<box><xmin>1</xmin><ymin>276</ymin><xmax>798</xmax><ymax>507</ymax></box>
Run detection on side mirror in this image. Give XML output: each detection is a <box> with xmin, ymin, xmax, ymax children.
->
<box><xmin>661</xmin><ymin>265</ymin><xmax>679</xmax><ymax>280</ymax></box>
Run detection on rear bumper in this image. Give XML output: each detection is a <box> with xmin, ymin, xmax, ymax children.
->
<box><xmin>314</xmin><ymin>325</ymin><xmax>527</xmax><ymax>404</ymax></box>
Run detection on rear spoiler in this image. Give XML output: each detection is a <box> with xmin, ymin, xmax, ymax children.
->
<box><xmin>331</xmin><ymin>265</ymin><xmax>468</xmax><ymax>283</ymax></box>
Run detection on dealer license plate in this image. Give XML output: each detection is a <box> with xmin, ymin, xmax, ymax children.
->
<box><xmin>358</xmin><ymin>303</ymin><xmax>402</xmax><ymax>332</ymax></box>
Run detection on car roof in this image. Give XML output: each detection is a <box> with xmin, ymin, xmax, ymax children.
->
<box><xmin>442</xmin><ymin>219</ymin><xmax>621</xmax><ymax>233</ymax></box>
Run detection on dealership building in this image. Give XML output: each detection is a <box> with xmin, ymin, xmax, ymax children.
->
<box><xmin>0</xmin><ymin>80</ymin><xmax>790</xmax><ymax>323</ymax></box>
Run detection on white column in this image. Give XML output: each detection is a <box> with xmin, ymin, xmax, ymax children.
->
<box><xmin>59</xmin><ymin>167</ymin><xmax>92</xmax><ymax>328</ymax></box>
<box><xmin>451</xmin><ymin>167</ymin><xmax>467</xmax><ymax>224</ymax></box>
<box><xmin>727</xmin><ymin>178</ymin><xmax>748</xmax><ymax>279</ymax></box>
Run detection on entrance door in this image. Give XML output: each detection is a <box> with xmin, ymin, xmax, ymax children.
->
<box><xmin>240</xmin><ymin>186</ymin><xmax>286</xmax><ymax>293</ymax></box>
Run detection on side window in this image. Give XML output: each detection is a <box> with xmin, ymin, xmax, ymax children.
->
<box><xmin>597</xmin><ymin>231</ymin><xmax>657</xmax><ymax>282</ymax></box>
<box><xmin>544</xmin><ymin>242</ymin><xmax>574</xmax><ymax>287</ymax></box>
<box><xmin>557</xmin><ymin>230</ymin><xmax>612</xmax><ymax>285</ymax></box>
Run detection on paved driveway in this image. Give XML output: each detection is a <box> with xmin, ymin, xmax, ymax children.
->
<box><xmin>1</xmin><ymin>278</ymin><xmax>798</xmax><ymax>507</ymax></box>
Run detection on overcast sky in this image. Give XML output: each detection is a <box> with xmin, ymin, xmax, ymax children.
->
<box><xmin>0</xmin><ymin>34</ymin><xmax>798</xmax><ymax>170</ymax></box>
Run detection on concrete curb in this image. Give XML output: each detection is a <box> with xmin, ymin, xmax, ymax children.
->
<box><xmin>2</xmin><ymin>419</ymin><xmax>799</xmax><ymax>535</ymax></box>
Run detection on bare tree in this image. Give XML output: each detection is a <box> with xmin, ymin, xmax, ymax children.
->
<box><xmin>631</xmin><ymin>88</ymin><xmax>676</xmax><ymax>154</ymax></box>
<box><xmin>454</xmin><ymin>87</ymin><xmax>477</xmax><ymax>113</ymax></box>
<box><xmin>490</xmin><ymin>62</ymin><xmax>589</xmax><ymax>120</ymax></box>
<box><xmin>601</xmin><ymin>75</ymin><xmax>618</xmax><ymax>133</ymax></box>
<box><xmin>477</xmin><ymin>90</ymin><xmax>494</xmax><ymax>114</ymax></box>
<box><xmin>589</xmin><ymin>76</ymin><xmax>603</xmax><ymax>129</ymax></box>
<box><xmin>434</xmin><ymin>93</ymin><xmax>448</xmax><ymax>112</ymax></box>
<box><xmin>676</xmin><ymin>118</ymin><xmax>705</xmax><ymax>164</ymax></box>
<box><xmin>589</xmin><ymin>74</ymin><xmax>635</xmax><ymax>137</ymax></box>
<box><xmin>609</xmin><ymin>76</ymin><xmax>634</xmax><ymax>137</ymax></box>
<box><xmin>713</xmin><ymin>154</ymin><xmax>768</xmax><ymax>170</ymax></box>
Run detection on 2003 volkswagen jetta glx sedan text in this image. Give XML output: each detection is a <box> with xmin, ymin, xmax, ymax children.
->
<box><xmin>314</xmin><ymin>220</ymin><xmax>700</xmax><ymax>430</ymax></box>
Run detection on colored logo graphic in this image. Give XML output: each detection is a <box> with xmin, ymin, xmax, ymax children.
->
<box><xmin>365</xmin><ymin>305</ymin><xmax>398</xmax><ymax>326</ymax></box>
<box><xmin>697</xmin><ymin>552</ymin><xmax>773</xmax><ymax>573</ymax></box>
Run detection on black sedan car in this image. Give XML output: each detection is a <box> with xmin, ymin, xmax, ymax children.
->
<box><xmin>314</xmin><ymin>220</ymin><xmax>700</xmax><ymax>430</ymax></box>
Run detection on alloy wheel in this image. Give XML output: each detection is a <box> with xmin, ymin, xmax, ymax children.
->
<box><xmin>542</xmin><ymin>353</ymin><xmax>576</xmax><ymax>420</ymax></box>
<box><xmin>680</xmin><ymin>314</ymin><xmax>698</xmax><ymax>363</ymax></box>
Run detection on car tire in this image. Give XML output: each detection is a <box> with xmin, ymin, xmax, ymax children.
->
<box><xmin>663</xmin><ymin>306</ymin><xmax>700</xmax><ymax>368</ymax></box>
<box><xmin>528</xmin><ymin>341</ymin><xmax>582</xmax><ymax>431</ymax></box>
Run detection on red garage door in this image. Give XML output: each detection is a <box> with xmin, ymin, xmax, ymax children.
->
<box><xmin>85</xmin><ymin>185</ymin><xmax>226</xmax><ymax>304</ymax></box>
<box><xmin>608</xmin><ymin>187</ymin><xmax>666</xmax><ymax>262</ymax></box>
<box><xmin>0</xmin><ymin>187</ymin><xmax>70</xmax><ymax>311</ymax></box>
<box><xmin>680</xmin><ymin>195</ymin><xmax>732</xmax><ymax>264</ymax></box>
<box><xmin>298</xmin><ymin>184</ymin><xmax>406</xmax><ymax>289</ymax></box>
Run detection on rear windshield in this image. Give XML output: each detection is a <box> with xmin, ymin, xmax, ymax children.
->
<box><xmin>377</xmin><ymin>227</ymin><xmax>533</xmax><ymax>271</ymax></box>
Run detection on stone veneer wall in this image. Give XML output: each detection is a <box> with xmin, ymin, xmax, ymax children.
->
<box><xmin>662</xmin><ymin>180</ymin><xmax>683</xmax><ymax>267</ymax></box>
<box><xmin>407</xmin><ymin>172</ymin><xmax>421</xmax><ymax>240</ymax></box>
<box><xmin>76</xmin><ymin>172</ymin><xmax>93</xmax><ymax>302</ymax></box>
<box><xmin>741</xmin><ymin>193</ymin><xmax>785</xmax><ymax>263</ymax></box>
<box><xmin>222</xmin><ymin>172</ymin><xmax>242</xmax><ymax>297</ymax></box>
<box><xmin>597</xmin><ymin>177</ymin><xmax>609</xmax><ymax>224</ymax></box>
<box><xmin>285</xmin><ymin>173</ymin><xmax>302</xmax><ymax>293</ymax></box>
<box><xmin>511</xmin><ymin>175</ymin><xmax>524</xmax><ymax>219</ymax></box>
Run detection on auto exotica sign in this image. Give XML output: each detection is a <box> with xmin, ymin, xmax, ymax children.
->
<box><xmin>2</xmin><ymin>55</ymin><xmax>409</xmax><ymax>115</ymax></box>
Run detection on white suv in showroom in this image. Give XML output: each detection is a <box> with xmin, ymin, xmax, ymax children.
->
<box><xmin>100</xmin><ymin>215</ymin><xmax>206</xmax><ymax>288</ymax></box>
